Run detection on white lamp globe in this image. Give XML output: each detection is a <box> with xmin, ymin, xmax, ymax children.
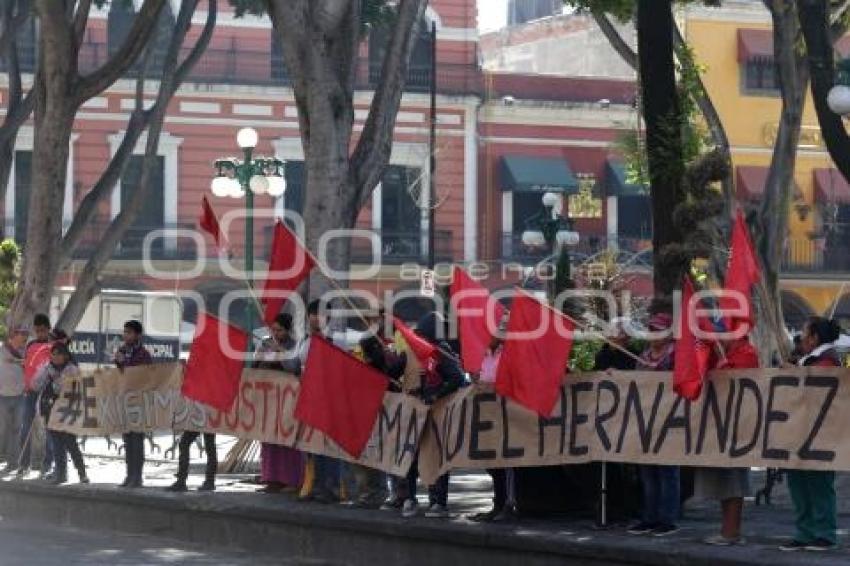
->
<box><xmin>236</xmin><ymin>127</ymin><xmax>259</xmax><ymax>149</ymax></box>
<box><xmin>541</xmin><ymin>192</ymin><xmax>560</xmax><ymax>208</ymax></box>
<box><xmin>828</xmin><ymin>85</ymin><xmax>850</xmax><ymax>116</ymax></box>
<box><xmin>249</xmin><ymin>174</ymin><xmax>269</xmax><ymax>195</ymax></box>
<box><xmin>267</xmin><ymin>175</ymin><xmax>287</xmax><ymax>197</ymax></box>
<box><xmin>521</xmin><ymin>230</ymin><xmax>546</xmax><ymax>247</ymax></box>
<box><xmin>211</xmin><ymin>176</ymin><xmax>231</xmax><ymax>197</ymax></box>
<box><xmin>227</xmin><ymin>178</ymin><xmax>245</xmax><ymax>198</ymax></box>
<box><xmin>556</xmin><ymin>230</ymin><xmax>580</xmax><ymax>247</ymax></box>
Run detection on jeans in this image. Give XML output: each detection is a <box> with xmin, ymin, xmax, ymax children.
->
<box><xmin>787</xmin><ymin>470</ymin><xmax>837</xmax><ymax>544</ymax></box>
<box><xmin>123</xmin><ymin>432</ymin><xmax>145</xmax><ymax>483</ymax></box>
<box><xmin>488</xmin><ymin>468</ymin><xmax>516</xmax><ymax>510</ymax></box>
<box><xmin>176</xmin><ymin>432</ymin><xmax>217</xmax><ymax>483</ymax></box>
<box><xmin>638</xmin><ymin>465</ymin><xmax>680</xmax><ymax>526</ymax></box>
<box><xmin>18</xmin><ymin>391</ymin><xmax>37</xmax><ymax>469</ymax></box>
<box><xmin>50</xmin><ymin>431</ymin><xmax>85</xmax><ymax>480</ymax></box>
<box><xmin>312</xmin><ymin>455</ymin><xmax>341</xmax><ymax>498</ymax></box>
<box><xmin>0</xmin><ymin>395</ymin><xmax>23</xmax><ymax>465</ymax></box>
<box><xmin>406</xmin><ymin>457</ymin><xmax>450</xmax><ymax>507</ymax></box>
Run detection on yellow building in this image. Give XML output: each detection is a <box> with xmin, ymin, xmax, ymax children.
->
<box><xmin>685</xmin><ymin>1</ymin><xmax>850</xmax><ymax>330</ymax></box>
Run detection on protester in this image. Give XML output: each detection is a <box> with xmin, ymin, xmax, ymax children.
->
<box><xmin>0</xmin><ymin>328</ymin><xmax>28</xmax><ymax>472</ymax></box>
<box><xmin>628</xmin><ymin>312</ymin><xmax>680</xmax><ymax>537</ymax></box>
<box><xmin>17</xmin><ymin>313</ymin><xmax>53</xmax><ymax>477</ymax></box>
<box><xmin>33</xmin><ymin>342</ymin><xmax>88</xmax><ymax>485</ymax></box>
<box><xmin>114</xmin><ymin>320</ymin><xmax>152</xmax><ymax>488</ymax></box>
<box><xmin>595</xmin><ymin>318</ymin><xmax>638</xmax><ymax>371</ymax></box>
<box><xmin>695</xmin><ymin>325</ymin><xmax>758</xmax><ymax>546</ymax></box>
<box><xmin>298</xmin><ymin>300</ymin><xmax>342</xmax><ymax>503</ymax></box>
<box><xmin>252</xmin><ymin>313</ymin><xmax>303</xmax><ymax>495</ymax></box>
<box><xmin>780</xmin><ymin>317</ymin><xmax>841</xmax><ymax>552</ymax></box>
<box><xmin>167</xmin><ymin>431</ymin><xmax>218</xmax><ymax>493</ymax></box>
<box><xmin>469</xmin><ymin>325</ymin><xmax>517</xmax><ymax>523</ymax></box>
<box><xmin>380</xmin><ymin>316</ymin><xmax>413</xmax><ymax>512</ymax></box>
<box><xmin>402</xmin><ymin>311</ymin><xmax>464</xmax><ymax>519</ymax></box>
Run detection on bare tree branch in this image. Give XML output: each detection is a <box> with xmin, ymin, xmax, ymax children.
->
<box><xmin>591</xmin><ymin>10</ymin><xmax>637</xmax><ymax>70</ymax></box>
<box><xmin>72</xmin><ymin>0</ymin><xmax>92</xmax><ymax>48</ymax></box>
<box><xmin>75</xmin><ymin>0</ymin><xmax>167</xmax><ymax>104</ymax></box>
<box><xmin>351</xmin><ymin>0</ymin><xmax>428</xmax><ymax>208</ymax></box>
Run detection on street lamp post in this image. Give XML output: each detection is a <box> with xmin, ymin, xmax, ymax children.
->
<box><xmin>521</xmin><ymin>192</ymin><xmax>579</xmax><ymax>301</ymax></box>
<box><xmin>210</xmin><ymin>127</ymin><xmax>286</xmax><ymax>337</ymax></box>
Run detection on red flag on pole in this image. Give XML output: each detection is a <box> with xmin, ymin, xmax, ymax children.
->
<box><xmin>392</xmin><ymin>316</ymin><xmax>438</xmax><ymax>372</ymax></box>
<box><xmin>450</xmin><ymin>266</ymin><xmax>506</xmax><ymax>374</ymax></box>
<box><xmin>262</xmin><ymin>221</ymin><xmax>316</xmax><ymax>326</ymax></box>
<box><xmin>495</xmin><ymin>292</ymin><xmax>574</xmax><ymax>417</ymax></box>
<box><xmin>295</xmin><ymin>336</ymin><xmax>389</xmax><ymax>458</ymax></box>
<box><xmin>721</xmin><ymin>210</ymin><xmax>762</xmax><ymax>326</ymax></box>
<box><xmin>674</xmin><ymin>277</ymin><xmax>712</xmax><ymax>401</ymax></box>
<box><xmin>24</xmin><ymin>343</ymin><xmax>51</xmax><ymax>391</ymax></box>
<box><xmin>181</xmin><ymin>313</ymin><xmax>249</xmax><ymax>411</ymax></box>
<box><xmin>199</xmin><ymin>196</ymin><xmax>228</xmax><ymax>252</ymax></box>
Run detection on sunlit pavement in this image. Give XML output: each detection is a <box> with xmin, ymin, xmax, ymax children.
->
<box><xmin>1</xmin><ymin>435</ymin><xmax>849</xmax><ymax>565</ymax></box>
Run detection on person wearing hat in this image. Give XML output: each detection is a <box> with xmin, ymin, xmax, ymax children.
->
<box><xmin>628</xmin><ymin>311</ymin><xmax>680</xmax><ymax>538</ymax></box>
<box><xmin>32</xmin><ymin>342</ymin><xmax>88</xmax><ymax>484</ymax></box>
<box><xmin>469</xmin><ymin>321</ymin><xmax>518</xmax><ymax>522</ymax></box>
<box><xmin>0</xmin><ymin>328</ymin><xmax>28</xmax><ymax>472</ymax></box>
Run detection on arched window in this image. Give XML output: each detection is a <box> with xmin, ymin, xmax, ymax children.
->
<box><xmin>368</xmin><ymin>16</ymin><xmax>434</xmax><ymax>92</ymax></box>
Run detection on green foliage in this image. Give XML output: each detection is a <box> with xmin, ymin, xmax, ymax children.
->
<box><xmin>229</xmin><ymin>0</ymin><xmax>393</xmax><ymax>35</ymax></box>
<box><xmin>569</xmin><ymin>339</ymin><xmax>602</xmax><ymax>372</ymax></box>
<box><xmin>0</xmin><ymin>239</ymin><xmax>20</xmax><ymax>341</ymax></box>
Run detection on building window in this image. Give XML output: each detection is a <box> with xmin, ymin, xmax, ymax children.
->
<box><xmin>119</xmin><ymin>155</ymin><xmax>165</xmax><ymax>256</ymax></box>
<box><xmin>381</xmin><ymin>165</ymin><xmax>422</xmax><ymax>261</ymax></box>
<box><xmin>108</xmin><ymin>3</ymin><xmax>174</xmax><ymax>75</ymax></box>
<box><xmin>617</xmin><ymin>195</ymin><xmax>652</xmax><ymax>239</ymax></box>
<box><xmin>568</xmin><ymin>176</ymin><xmax>603</xmax><ymax>219</ymax></box>
<box><xmin>742</xmin><ymin>60</ymin><xmax>779</xmax><ymax>94</ymax></box>
<box><xmin>369</xmin><ymin>17</ymin><xmax>433</xmax><ymax>91</ymax></box>
<box><xmin>13</xmin><ymin>151</ymin><xmax>32</xmax><ymax>244</ymax></box>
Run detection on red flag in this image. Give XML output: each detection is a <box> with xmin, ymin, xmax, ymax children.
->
<box><xmin>721</xmin><ymin>211</ymin><xmax>761</xmax><ymax>326</ymax></box>
<box><xmin>495</xmin><ymin>292</ymin><xmax>574</xmax><ymax>417</ymax></box>
<box><xmin>295</xmin><ymin>336</ymin><xmax>388</xmax><ymax>458</ymax></box>
<box><xmin>181</xmin><ymin>313</ymin><xmax>249</xmax><ymax>411</ymax></box>
<box><xmin>199</xmin><ymin>196</ymin><xmax>228</xmax><ymax>252</ymax></box>
<box><xmin>24</xmin><ymin>343</ymin><xmax>51</xmax><ymax>391</ymax></box>
<box><xmin>674</xmin><ymin>277</ymin><xmax>712</xmax><ymax>401</ymax></box>
<box><xmin>450</xmin><ymin>266</ymin><xmax>506</xmax><ymax>374</ymax></box>
<box><xmin>392</xmin><ymin>316</ymin><xmax>438</xmax><ymax>372</ymax></box>
<box><xmin>262</xmin><ymin>221</ymin><xmax>316</xmax><ymax>326</ymax></box>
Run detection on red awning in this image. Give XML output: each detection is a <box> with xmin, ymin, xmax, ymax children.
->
<box><xmin>736</xmin><ymin>166</ymin><xmax>768</xmax><ymax>201</ymax></box>
<box><xmin>737</xmin><ymin>29</ymin><xmax>773</xmax><ymax>62</ymax></box>
<box><xmin>813</xmin><ymin>169</ymin><xmax>850</xmax><ymax>204</ymax></box>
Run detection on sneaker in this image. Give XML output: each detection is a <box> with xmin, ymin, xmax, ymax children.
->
<box><xmin>704</xmin><ymin>534</ymin><xmax>745</xmax><ymax>546</ymax></box>
<box><xmin>805</xmin><ymin>539</ymin><xmax>838</xmax><ymax>552</ymax></box>
<box><xmin>627</xmin><ymin>522</ymin><xmax>656</xmax><ymax>535</ymax></box>
<box><xmin>401</xmin><ymin>499</ymin><xmax>419</xmax><ymax>518</ymax></box>
<box><xmin>166</xmin><ymin>481</ymin><xmax>188</xmax><ymax>493</ymax></box>
<box><xmin>469</xmin><ymin>508</ymin><xmax>500</xmax><ymax>522</ymax></box>
<box><xmin>78</xmin><ymin>475</ymin><xmax>90</xmax><ymax>485</ymax></box>
<box><xmin>492</xmin><ymin>505</ymin><xmax>519</xmax><ymax>523</ymax></box>
<box><xmin>425</xmin><ymin>504</ymin><xmax>449</xmax><ymax>519</ymax></box>
<box><xmin>197</xmin><ymin>480</ymin><xmax>216</xmax><ymax>492</ymax></box>
<box><xmin>779</xmin><ymin>540</ymin><xmax>808</xmax><ymax>552</ymax></box>
<box><xmin>380</xmin><ymin>498</ymin><xmax>405</xmax><ymax>511</ymax></box>
<box><xmin>49</xmin><ymin>475</ymin><xmax>68</xmax><ymax>486</ymax></box>
<box><xmin>652</xmin><ymin>524</ymin><xmax>680</xmax><ymax>537</ymax></box>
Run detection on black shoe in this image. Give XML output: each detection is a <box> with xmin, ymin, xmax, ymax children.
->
<box><xmin>197</xmin><ymin>480</ymin><xmax>215</xmax><ymax>492</ymax></box>
<box><xmin>166</xmin><ymin>481</ymin><xmax>188</xmax><ymax>492</ymax></box>
<box><xmin>119</xmin><ymin>477</ymin><xmax>131</xmax><ymax>488</ymax></box>
<box><xmin>492</xmin><ymin>506</ymin><xmax>519</xmax><ymax>523</ymax></box>
<box><xmin>627</xmin><ymin>522</ymin><xmax>657</xmax><ymax>535</ymax></box>
<box><xmin>50</xmin><ymin>475</ymin><xmax>68</xmax><ymax>485</ymax></box>
<box><xmin>127</xmin><ymin>478</ymin><xmax>143</xmax><ymax>489</ymax></box>
<box><xmin>652</xmin><ymin>524</ymin><xmax>680</xmax><ymax>537</ymax></box>
<box><xmin>469</xmin><ymin>508</ymin><xmax>500</xmax><ymax>522</ymax></box>
<box><xmin>779</xmin><ymin>540</ymin><xmax>808</xmax><ymax>552</ymax></box>
<box><xmin>805</xmin><ymin>539</ymin><xmax>837</xmax><ymax>552</ymax></box>
<box><xmin>79</xmin><ymin>475</ymin><xmax>90</xmax><ymax>484</ymax></box>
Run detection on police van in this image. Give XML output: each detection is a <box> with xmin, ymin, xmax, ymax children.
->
<box><xmin>50</xmin><ymin>288</ymin><xmax>182</xmax><ymax>370</ymax></box>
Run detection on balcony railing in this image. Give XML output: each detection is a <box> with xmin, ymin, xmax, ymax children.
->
<box><xmin>350</xmin><ymin>229</ymin><xmax>453</xmax><ymax>265</ymax></box>
<box><xmin>782</xmin><ymin>237</ymin><xmax>850</xmax><ymax>274</ymax></box>
<box><xmin>6</xmin><ymin>42</ymin><xmax>480</xmax><ymax>95</ymax></box>
<box><xmin>69</xmin><ymin>222</ymin><xmax>203</xmax><ymax>261</ymax></box>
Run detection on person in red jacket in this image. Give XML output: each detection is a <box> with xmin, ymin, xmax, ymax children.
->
<box><xmin>696</xmin><ymin>320</ymin><xmax>759</xmax><ymax>546</ymax></box>
<box><xmin>780</xmin><ymin>317</ymin><xmax>841</xmax><ymax>552</ymax></box>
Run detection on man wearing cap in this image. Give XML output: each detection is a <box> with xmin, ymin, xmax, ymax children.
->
<box><xmin>0</xmin><ymin>328</ymin><xmax>28</xmax><ymax>472</ymax></box>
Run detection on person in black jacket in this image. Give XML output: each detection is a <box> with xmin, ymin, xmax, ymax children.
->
<box><xmin>401</xmin><ymin>312</ymin><xmax>464</xmax><ymax>519</ymax></box>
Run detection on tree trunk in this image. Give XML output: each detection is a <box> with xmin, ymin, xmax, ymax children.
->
<box><xmin>636</xmin><ymin>0</ymin><xmax>685</xmax><ymax>298</ymax></box>
<box><xmin>756</xmin><ymin>1</ymin><xmax>808</xmax><ymax>363</ymax></box>
<box><xmin>798</xmin><ymin>0</ymin><xmax>850</xmax><ymax>183</ymax></box>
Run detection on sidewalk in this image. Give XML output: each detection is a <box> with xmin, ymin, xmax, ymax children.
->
<box><xmin>0</xmin><ymin>438</ymin><xmax>848</xmax><ymax>566</ymax></box>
